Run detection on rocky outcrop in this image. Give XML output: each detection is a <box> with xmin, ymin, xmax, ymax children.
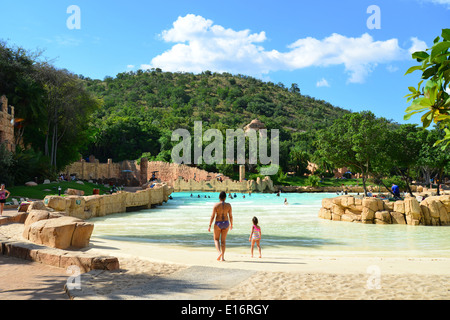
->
<box><xmin>22</xmin><ymin>210</ymin><xmax>94</xmax><ymax>250</ymax></box>
<box><xmin>319</xmin><ymin>195</ymin><xmax>450</xmax><ymax>226</ymax></box>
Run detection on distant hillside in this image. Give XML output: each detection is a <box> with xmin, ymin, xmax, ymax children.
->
<box><xmin>82</xmin><ymin>69</ymin><xmax>351</xmax><ymax>174</ymax></box>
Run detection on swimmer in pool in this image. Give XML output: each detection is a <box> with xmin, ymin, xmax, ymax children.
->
<box><xmin>208</xmin><ymin>191</ymin><xmax>233</xmax><ymax>261</ymax></box>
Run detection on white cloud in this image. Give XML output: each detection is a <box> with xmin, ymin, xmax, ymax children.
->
<box><xmin>283</xmin><ymin>33</ymin><xmax>406</xmax><ymax>83</ymax></box>
<box><xmin>127</xmin><ymin>65</ymin><xmax>135</xmax><ymax>69</ymax></box>
<box><xmin>418</xmin><ymin>0</ymin><xmax>450</xmax><ymax>9</ymax></box>
<box><xmin>41</xmin><ymin>35</ymin><xmax>82</xmax><ymax>47</ymax></box>
<box><xmin>142</xmin><ymin>14</ymin><xmax>426</xmax><ymax>84</ymax></box>
<box><xmin>386</xmin><ymin>65</ymin><xmax>399</xmax><ymax>73</ymax></box>
<box><xmin>145</xmin><ymin>14</ymin><xmax>270</xmax><ymax>76</ymax></box>
<box><xmin>409</xmin><ymin>37</ymin><xmax>428</xmax><ymax>55</ymax></box>
<box><xmin>316</xmin><ymin>78</ymin><xmax>330</xmax><ymax>87</ymax></box>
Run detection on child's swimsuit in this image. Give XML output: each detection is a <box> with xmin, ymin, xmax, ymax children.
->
<box><xmin>215</xmin><ymin>201</ymin><xmax>230</xmax><ymax>230</ymax></box>
<box><xmin>252</xmin><ymin>225</ymin><xmax>261</xmax><ymax>240</ymax></box>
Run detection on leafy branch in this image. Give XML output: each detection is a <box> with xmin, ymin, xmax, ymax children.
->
<box><xmin>404</xmin><ymin>28</ymin><xmax>450</xmax><ymax>149</ymax></box>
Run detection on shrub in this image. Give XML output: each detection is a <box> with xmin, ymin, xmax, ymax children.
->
<box><xmin>306</xmin><ymin>175</ymin><xmax>321</xmax><ymax>187</ymax></box>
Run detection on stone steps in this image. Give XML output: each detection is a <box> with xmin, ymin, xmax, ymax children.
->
<box><xmin>0</xmin><ymin>209</ymin><xmax>119</xmax><ymax>273</ymax></box>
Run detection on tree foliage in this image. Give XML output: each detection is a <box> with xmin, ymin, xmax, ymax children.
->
<box><xmin>404</xmin><ymin>28</ymin><xmax>450</xmax><ymax>149</ymax></box>
<box><xmin>316</xmin><ymin>111</ymin><xmax>391</xmax><ymax>195</ymax></box>
<box><xmin>0</xmin><ymin>41</ymin><xmax>100</xmax><ymax>184</ymax></box>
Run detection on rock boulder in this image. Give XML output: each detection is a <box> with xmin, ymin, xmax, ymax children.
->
<box><xmin>319</xmin><ymin>194</ymin><xmax>450</xmax><ymax>226</ymax></box>
<box><xmin>24</xmin><ymin>216</ymin><xmax>94</xmax><ymax>250</ymax></box>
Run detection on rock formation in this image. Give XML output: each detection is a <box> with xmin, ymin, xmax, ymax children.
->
<box><xmin>244</xmin><ymin>119</ymin><xmax>266</xmax><ymax>133</ymax></box>
<box><xmin>22</xmin><ymin>209</ymin><xmax>94</xmax><ymax>250</ymax></box>
<box><xmin>21</xmin><ymin>184</ymin><xmax>173</xmax><ymax>250</ymax></box>
<box><xmin>319</xmin><ymin>195</ymin><xmax>450</xmax><ymax>226</ymax></box>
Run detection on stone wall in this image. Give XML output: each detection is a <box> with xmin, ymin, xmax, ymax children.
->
<box><xmin>63</xmin><ymin>158</ymin><xmax>227</xmax><ymax>187</ymax></box>
<box><xmin>43</xmin><ymin>183</ymin><xmax>173</xmax><ymax>220</ymax></box>
<box><xmin>173</xmin><ymin>176</ymin><xmax>275</xmax><ymax>193</ymax></box>
<box><xmin>144</xmin><ymin>160</ymin><xmax>225</xmax><ymax>186</ymax></box>
<box><xmin>0</xmin><ymin>95</ymin><xmax>15</xmax><ymax>152</ymax></box>
<box><xmin>62</xmin><ymin>158</ymin><xmax>136</xmax><ymax>181</ymax></box>
<box><xmin>318</xmin><ymin>195</ymin><xmax>450</xmax><ymax>226</ymax></box>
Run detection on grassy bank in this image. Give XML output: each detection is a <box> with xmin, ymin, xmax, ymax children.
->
<box><xmin>6</xmin><ymin>181</ymin><xmax>112</xmax><ymax>200</ymax></box>
<box><xmin>280</xmin><ymin>176</ymin><xmax>369</xmax><ymax>187</ymax></box>
<box><xmin>244</xmin><ymin>173</ymin><xmax>376</xmax><ymax>188</ymax></box>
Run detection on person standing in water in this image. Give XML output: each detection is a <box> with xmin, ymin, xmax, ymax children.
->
<box><xmin>208</xmin><ymin>191</ymin><xmax>233</xmax><ymax>261</ymax></box>
<box><xmin>0</xmin><ymin>184</ymin><xmax>11</xmax><ymax>216</ymax></box>
<box><xmin>249</xmin><ymin>216</ymin><xmax>262</xmax><ymax>258</ymax></box>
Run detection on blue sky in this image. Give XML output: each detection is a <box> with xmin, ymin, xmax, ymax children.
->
<box><xmin>1</xmin><ymin>0</ymin><xmax>449</xmax><ymax>124</ymax></box>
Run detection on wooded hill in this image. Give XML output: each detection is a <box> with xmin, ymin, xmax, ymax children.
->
<box><xmin>83</xmin><ymin>69</ymin><xmax>351</xmax><ymax>170</ymax></box>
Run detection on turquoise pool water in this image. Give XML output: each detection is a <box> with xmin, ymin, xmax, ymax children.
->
<box><xmin>90</xmin><ymin>192</ymin><xmax>450</xmax><ymax>257</ymax></box>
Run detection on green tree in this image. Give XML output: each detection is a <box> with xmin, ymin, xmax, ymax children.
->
<box><xmin>417</xmin><ymin>127</ymin><xmax>450</xmax><ymax>195</ymax></box>
<box><xmin>88</xmin><ymin>115</ymin><xmax>161</xmax><ymax>162</ymax></box>
<box><xmin>0</xmin><ymin>41</ymin><xmax>46</xmax><ymax>146</ymax></box>
<box><xmin>316</xmin><ymin>111</ymin><xmax>390</xmax><ymax>196</ymax></box>
<box><xmin>36</xmin><ymin>64</ymin><xmax>101</xmax><ymax>169</ymax></box>
<box><xmin>379</xmin><ymin>124</ymin><xmax>425</xmax><ymax>196</ymax></box>
<box><xmin>288</xmin><ymin>147</ymin><xmax>310</xmax><ymax>176</ymax></box>
<box><xmin>404</xmin><ymin>29</ymin><xmax>450</xmax><ymax>149</ymax></box>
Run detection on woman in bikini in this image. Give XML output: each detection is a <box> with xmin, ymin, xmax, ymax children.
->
<box><xmin>0</xmin><ymin>184</ymin><xmax>11</xmax><ymax>216</ymax></box>
<box><xmin>208</xmin><ymin>191</ymin><xmax>233</xmax><ymax>261</ymax></box>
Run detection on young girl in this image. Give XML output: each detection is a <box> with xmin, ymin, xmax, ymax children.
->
<box><xmin>249</xmin><ymin>216</ymin><xmax>262</xmax><ymax>258</ymax></box>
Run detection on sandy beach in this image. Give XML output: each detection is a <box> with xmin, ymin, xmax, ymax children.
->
<box><xmin>81</xmin><ymin>237</ymin><xmax>450</xmax><ymax>300</ymax></box>
<box><xmin>1</xmin><ymin>213</ymin><xmax>449</xmax><ymax>300</ymax></box>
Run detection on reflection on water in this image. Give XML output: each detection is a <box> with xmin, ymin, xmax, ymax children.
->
<box><xmin>90</xmin><ymin>192</ymin><xmax>450</xmax><ymax>257</ymax></box>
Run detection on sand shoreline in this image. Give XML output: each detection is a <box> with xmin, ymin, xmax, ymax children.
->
<box><xmin>1</xmin><ymin>218</ymin><xmax>449</xmax><ymax>300</ymax></box>
<box><xmin>87</xmin><ymin>236</ymin><xmax>450</xmax><ymax>275</ymax></box>
<box><xmin>75</xmin><ymin>236</ymin><xmax>450</xmax><ymax>300</ymax></box>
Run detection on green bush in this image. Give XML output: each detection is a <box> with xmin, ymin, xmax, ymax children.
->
<box><xmin>381</xmin><ymin>176</ymin><xmax>406</xmax><ymax>191</ymax></box>
<box><xmin>306</xmin><ymin>175</ymin><xmax>321</xmax><ymax>187</ymax></box>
